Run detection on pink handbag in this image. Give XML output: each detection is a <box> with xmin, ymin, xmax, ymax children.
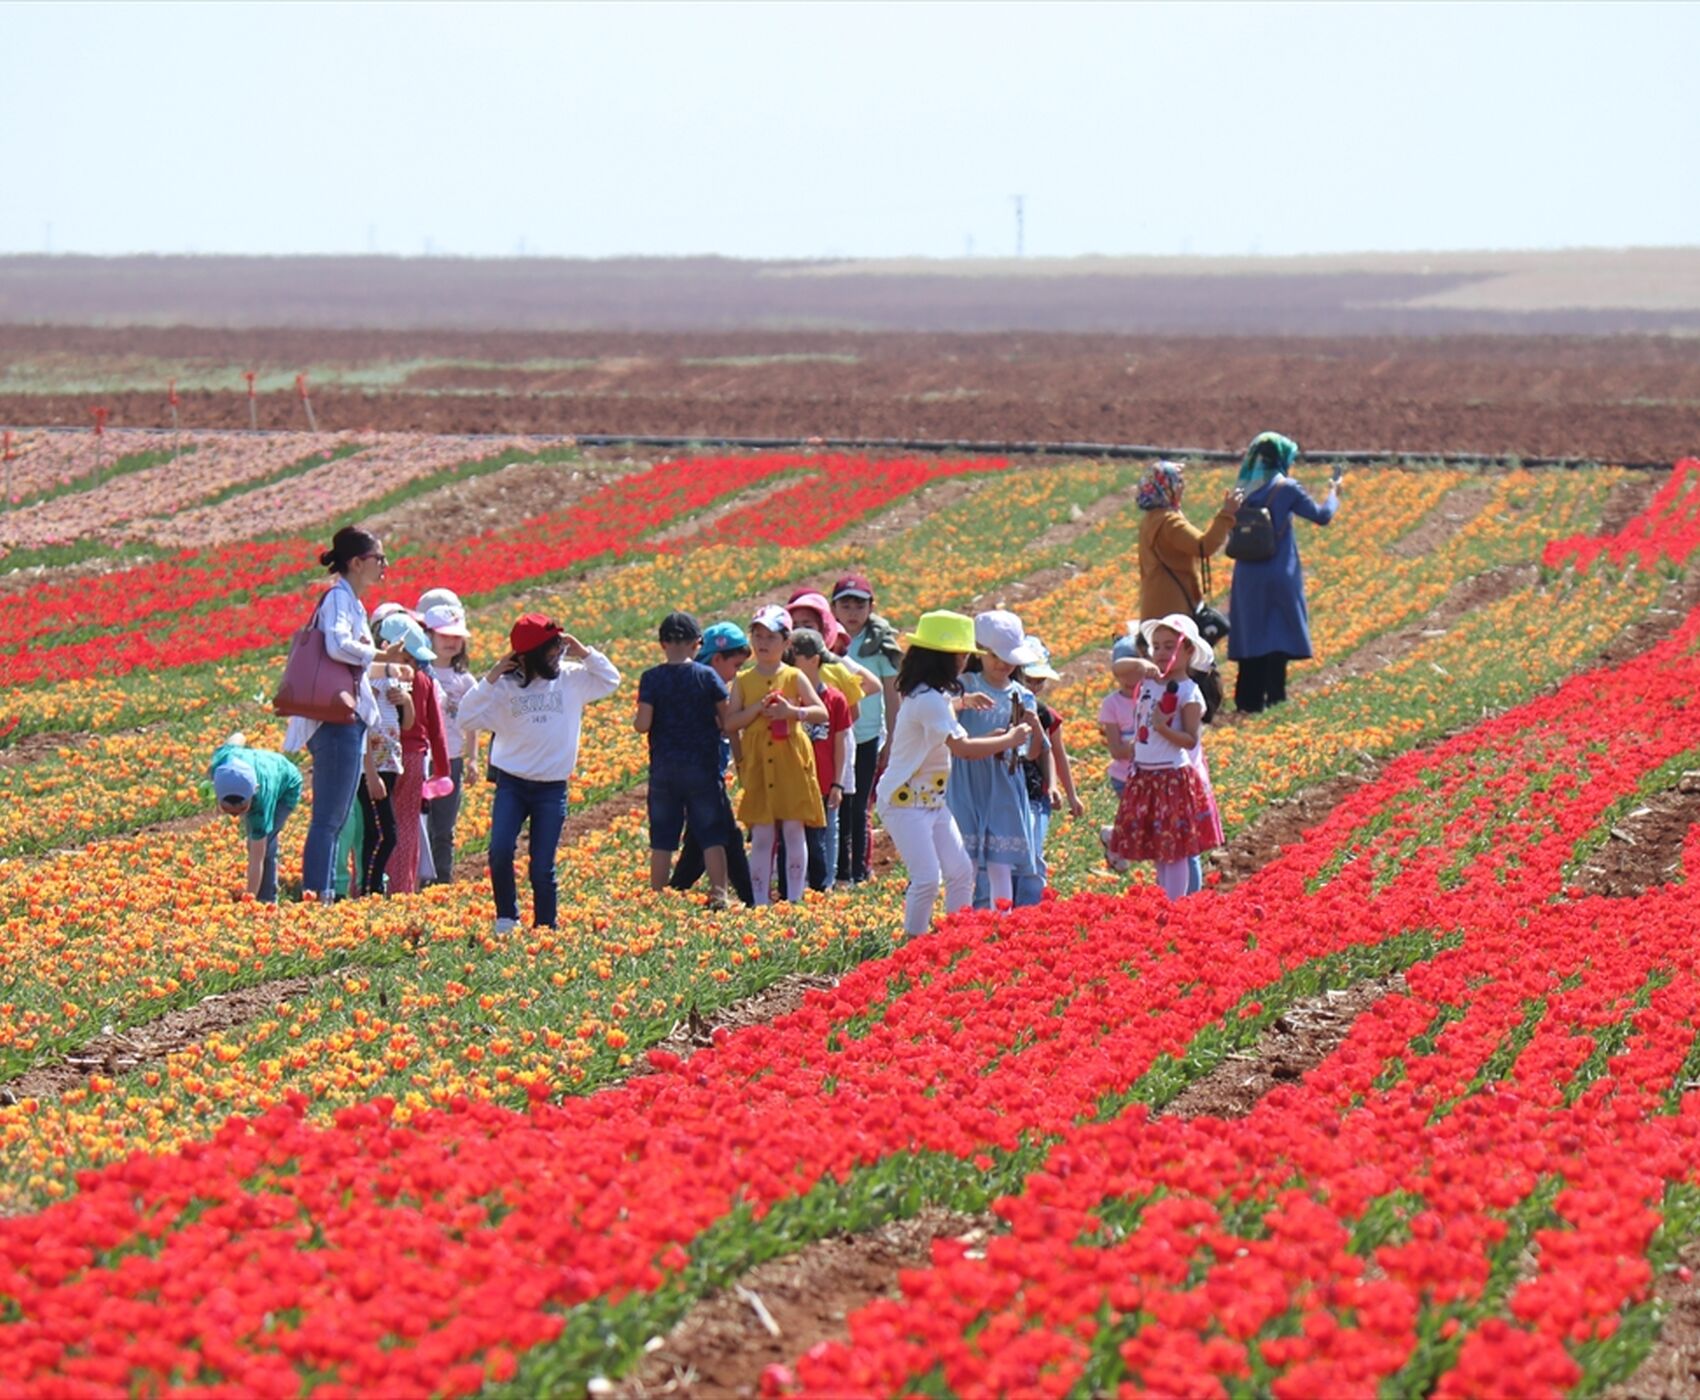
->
<box><xmin>272</xmin><ymin>592</ymin><xmax>362</xmax><ymax>724</ymax></box>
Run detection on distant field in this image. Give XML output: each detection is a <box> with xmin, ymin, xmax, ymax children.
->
<box><xmin>2</xmin><ymin>325</ymin><xmax>1698</xmax><ymax>460</ymax></box>
<box><xmin>2</xmin><ymin>248</ymin><xmax>1699</xmax><ymax>334</ymax></box>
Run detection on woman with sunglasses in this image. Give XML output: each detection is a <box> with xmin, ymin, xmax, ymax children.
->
<box><xmin>283</xmin><ymin>525</ymin><xmax>390</xmax><ymax>901</ymax></box>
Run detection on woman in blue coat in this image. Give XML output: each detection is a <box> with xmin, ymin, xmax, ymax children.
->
<box><xmin>1226</xmin><ymin>432</ymin><xmax>1343</xmax><ymax>712</ymax></box>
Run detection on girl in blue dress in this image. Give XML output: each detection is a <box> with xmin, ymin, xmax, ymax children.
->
<box><xmin>947</xmin><ymin>610</ymin><xmax>1047</xmax><ymax>911</ymax></box>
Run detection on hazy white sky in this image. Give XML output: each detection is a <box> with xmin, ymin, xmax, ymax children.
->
<box><xmin>3</xmin><ymin>0</ymin><xmax>1696</xmax><ymax>260</ymax></box>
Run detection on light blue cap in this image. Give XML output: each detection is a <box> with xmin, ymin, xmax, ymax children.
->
<box><xmin>213</xmin><ymin>758</ymin><xmax>257</xmax><ymax>804</ymax></box>
<box><xmin>379</xmin><ymin>612</ymin><xmax>436</xmax><ymax>663</ymax></box>
<box><xmin>697</xmin><ymin>620</ymin><xmax>751</xmax><ymax>662</ymax></box>
<box><xmin>1111</xmin><ymin>632</ymin><xmax>1144</xmax><ymax>663</ymax></box>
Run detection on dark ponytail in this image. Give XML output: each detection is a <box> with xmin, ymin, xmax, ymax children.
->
<box><xmin>896</xmin><ymin>645</ymin><xmax>964</xmax><ymax>697</ymax></box>
<box><xmin>321</xmin><ymin>526</ymin><xmax>379</xmax><ymax>575</ymax></box>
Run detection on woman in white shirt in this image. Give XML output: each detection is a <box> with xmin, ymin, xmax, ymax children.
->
<box><xmin>456</xmin><ymin>612</ymin><xmax>621</xmax><ymax>933</ymax></box>
<box><xmin>284</xmin><ymin>526</ymin><xmax>391</xmax><ymax>902</ymax></box>
<box><xmin>876</xmin><ymin>610</ymin><xmax>1033</xmax><ymax>937</ymax></box>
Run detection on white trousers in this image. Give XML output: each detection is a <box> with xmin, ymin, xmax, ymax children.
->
<box><xmin>879</xmin><ymin>802</ymin><xmax>975</xmax><ymax>936</ymax></box>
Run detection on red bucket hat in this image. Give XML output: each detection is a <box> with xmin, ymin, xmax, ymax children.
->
<box><xmin>510</xmin><ymin>613</ymin><xmax>564</xmax><ymax>653</ymax></box>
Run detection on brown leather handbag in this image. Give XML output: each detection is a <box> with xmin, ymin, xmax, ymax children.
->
<box><xmin>273</xmin><ymin>592</ymin><xmax>361</xmax><ymax>724</ymax></box>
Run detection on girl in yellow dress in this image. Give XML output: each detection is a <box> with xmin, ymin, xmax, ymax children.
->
<box><xmin>725</xmin><ymin>605</ymin><xmax>828</xmax><ymax>904</ymax></box>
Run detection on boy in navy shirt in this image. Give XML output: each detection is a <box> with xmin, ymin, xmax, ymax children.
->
<box><xmin>635</xmin><ymin>611</ymin><xmax>733</xmax><ymax>907</ymax></box>
<box><xmin>669</xmin><ymin>622</ymin><xmax>756</xmax><ymax>906</ymax></box>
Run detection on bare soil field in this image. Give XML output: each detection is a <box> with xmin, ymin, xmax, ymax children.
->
<box><xmin>2</xmin><ymin>325</ymin><xmax>1697</xmax><ymax>460</ymax></box>
<box><xmin>4</xmin><ymin>249</ymin><xmax>1700</xmax><ymax>333</ymax></box>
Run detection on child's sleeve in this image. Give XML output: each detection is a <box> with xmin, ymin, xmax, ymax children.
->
<box><xmin>923</xmin><ymin>690</ymin><xmax>967</xmax><ymax>745</ymax></box>
<box><xmin>1096</xmin><ymin>694</ymin><xmax>1117</xmax><ymax>725</ymax></box>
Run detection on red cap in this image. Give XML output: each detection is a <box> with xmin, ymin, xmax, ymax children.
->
<box><xmin>510</xmin><ymin>613</ymin><xmax>564</xmax><ymax>653</ymax></box>
<box><xmin>831</xmin><ymin>573</ymin><xmax>874</xmax><ymax>601</ymax></box>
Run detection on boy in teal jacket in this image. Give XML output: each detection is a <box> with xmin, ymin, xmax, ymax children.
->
<box><xmin>208</xmin><ymin>733</ymin><xmax>304</xmax><ymax>903</ymax></box>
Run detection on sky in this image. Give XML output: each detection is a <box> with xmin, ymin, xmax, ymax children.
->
<box><xmin>2</xmin><ymin>0</ymin><xmax>1696</xmax><ymax>261</ymax></box>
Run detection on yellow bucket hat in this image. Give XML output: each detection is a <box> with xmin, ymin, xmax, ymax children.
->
<box><xmin>904</xmin><ymin>609</ymin><xmax>978</xmax><ymax>654</ymax></box>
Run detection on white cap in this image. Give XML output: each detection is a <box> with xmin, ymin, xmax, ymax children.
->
<box><xmin>422</xmin><ymin>603</ymin><xmax>470</xmax><ymax>638</ymax></box>
<box><xmin>974</xmin><ymin>609</ymin><xmax>1043</xmax><ymax>668</ymax></box>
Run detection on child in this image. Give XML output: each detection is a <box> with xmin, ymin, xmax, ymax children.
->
<box><xmin>636</xmin><ymin>611</ymin><xmax>733</xmax><ymax>908</ymax></box>
<box><xmin>208</xmin><ymin>733</ymin><xmax>302</xmax><ymax>904</ymax></box>
<box><xmin>724</xmin><ymin>605</ymin><xmax>827</xmax><ymax>905</ymax></box>
<box><xmin>422</xmin><ymin>601</ymin><xmax>479</xmax><ymax>885</ymax></box>
<box><xmin>1099</xmin><ymin>631</ymin><xmax>1146</xmax><ymax>800</ymax></box>
<box><xmin>829</xmin><ymin>574</ymin><xmax>905</xmax><ymax>885</ymax></box>
<box><xmin>456</xmin><ymin>613</ymin><xmax>621</xmax><ymax>933</ymax></box>
<box><xmin>1013</xmin><ymin>637</ymin><xmax>1083</xmax><ymax>907</ymax></box>
<box><xmin>878</xmin><ymin>610</ymin><xmax>1033</xmax><ymax>936</ymax></box>
<box><xmin>948</xmin><ymin>610</ymin><xmax>1046</xmax><ymax>911</ymax></box>
<box><xmin>358</xmin><ymin>628</ymin><xmax>415</xmax><ymax>896</ymax></box>
<box><xmin>1105</xmin><ymin>614</ymin><xmax>1224</xmax><ymax>899</ymax></box>
<box><xmin>786</xmin><ymin>627</ymin><xmax>854</xmax><ymax>892</ymax></box>
<box><xmin>670</xmin><ymin>621</ymin><xmax>755</xmax><ymax>906</ymax></box>
<box><xmin>383</xmin><ymin>613</ymin><xmax>450</xmax><ymax>896</ymax></box>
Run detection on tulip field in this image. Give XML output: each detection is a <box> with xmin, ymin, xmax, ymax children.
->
<box><xmin>3</xmin><ymin>429</ymin><xmax>1700</xmax><ymax>1397</ymax></box>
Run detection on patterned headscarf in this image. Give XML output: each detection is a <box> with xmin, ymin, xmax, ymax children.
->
<box><xmin>1135</xmin><ymin>460</ymin><xmax>1186</xmax><ymax>511</ymax></box>
<box><xmin>1237</xmin><ymin>431</ymin><xmax>1300</xmax><ymax>488</ymax></box>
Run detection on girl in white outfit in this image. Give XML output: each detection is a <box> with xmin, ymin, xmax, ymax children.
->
<box><xmin>876</xmin><ymin>610</ymin><xmax>1034</xmax><ymax>937</ymax></box>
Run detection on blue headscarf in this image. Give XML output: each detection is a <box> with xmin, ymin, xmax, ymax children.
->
<box><xmin>1237</xmin><ymin>432</ymin><xmax>1300</xmax><ymax>488</ymax></box>
<box><xmin>1135</xmin><ymin>460</ymin><xmax>1186</xmax><ymax>511</ymax></box>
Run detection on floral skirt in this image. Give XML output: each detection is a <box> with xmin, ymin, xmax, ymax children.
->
<box><xmin>1108</xmin><ymin>765</ymin><xmax>1223</xmax><ymax>863</ymax></box>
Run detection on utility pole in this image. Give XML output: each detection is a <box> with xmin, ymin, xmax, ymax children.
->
<box><xmin>1011</xmin><ymin>195</ymin><xmax>1025</xmax><ymax>257</ymax></box>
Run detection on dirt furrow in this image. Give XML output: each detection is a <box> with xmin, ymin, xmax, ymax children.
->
<box><xmin>611</xmin><ymin>1209</ymin><xmax>992</xmax><ymax>1399</ymax></box>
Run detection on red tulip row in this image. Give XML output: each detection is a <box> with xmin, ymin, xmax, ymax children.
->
<box><xmin>0</xmin><ymin>454</ymin><xmax>996</xmax><ymax>691</ymax></box>
<box><xmin>1544</xmin><ymin>456</ymin><xmax>1700</xmax><ymax>572</ymax></box>
<box><xmin>0</xmin><ymin>540</ymin><xmax>313</xmax><ymax>652</ymax></box>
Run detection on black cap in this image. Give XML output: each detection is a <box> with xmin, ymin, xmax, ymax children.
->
<box><xmin>659</xmin><ymin>611</ymin><xmax>702</xmax><ymax>644</ymax></box>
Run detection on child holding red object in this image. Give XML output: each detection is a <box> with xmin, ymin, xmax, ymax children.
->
<box><xmin>724</xmin><ymin>605</ymin><xmax>827</xmax><ymax>905</ymax></box>
<box><xmin>786</xmin><ymin>627</ymin><xmax>854</xmax><ymax>892</ymax></box>
<box><xmin>1105</xmin><ymin>613</ymin><xmax>1223</xmax><ymax>899</ymax></box>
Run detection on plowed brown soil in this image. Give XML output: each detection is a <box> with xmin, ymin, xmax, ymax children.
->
<box><xmin>2</xmin><ymin>327</ymin><xmax>1698</xmax><ymax>462</ymax></box>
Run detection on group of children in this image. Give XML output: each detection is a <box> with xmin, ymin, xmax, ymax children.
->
<box><xmin>213</xmin><ymin>526</ymin><xmax>1225</xmax><ymax>934</ymax></box>
<box><xmin>635</xmin><ymin>593</ymin><xmax>1102</xmax><ymax>933</ymax></box>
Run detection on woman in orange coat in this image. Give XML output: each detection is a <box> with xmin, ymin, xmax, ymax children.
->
<box><xmin>1136</xmin><ymin>460</ymin><xmax>1242</xmax><ymax>622</ymax></box>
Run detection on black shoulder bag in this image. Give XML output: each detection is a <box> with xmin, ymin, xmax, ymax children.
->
<box><xmin>1156</xmin><ymin>551</ymin><xmax>1230</xmax><ymax>648</ymax></box>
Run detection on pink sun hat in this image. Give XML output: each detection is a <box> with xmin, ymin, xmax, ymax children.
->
<box><xmin>785</xmin><ymin>589</ymin><xmax>848</xmax><ymax>652</ymax></box>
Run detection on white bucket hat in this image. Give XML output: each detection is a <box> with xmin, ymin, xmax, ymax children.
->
<box><xmin>1139</xmin><ymin>612</ymin><xmax>1215</xmax><ymax>671</ymax></box>
<box><xmin>974</xmin><ymin>609</ymin><xmax>1043</xmax><ymax>668</ymax></box>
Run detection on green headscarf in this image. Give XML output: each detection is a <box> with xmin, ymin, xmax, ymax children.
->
<box><xmin>1237</xmin><ymin>431</ymin><xmax>1300</xmax><ymax>488</ymax></box>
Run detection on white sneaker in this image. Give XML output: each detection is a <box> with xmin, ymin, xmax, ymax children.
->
<box><xmin>493</xmin><ymin>917</ymin><xmax>519</xmax><ymax>935</ymax></box>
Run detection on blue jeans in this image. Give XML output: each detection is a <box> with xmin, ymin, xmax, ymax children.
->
<box><xmin>805</xmin><ymin>806</ymin><xmax>841</xmax><ymax>893</ymax></box>
<box><xmin>256</xmin><ymin>802</ymin><xmax>295</xmax><ymax>903</ymax></box>
<box><xmin>302</xmin><ymin>720</ymin><xmax>367</xmax><ymax>902</ymax></box>
<box><xmin>1015</xmin><ymin>798</ymin><xmax>1050</xmax><ymax>907</ymax></box>
<box><xmin>488</xmin><ymin>767</ymin><xmax>568</xmax><ymax>928</ymax></box>
<box><xmin>823</xmin><ymin>804</ymin><xmax>839</xmax><ymax>892</ymax></box>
